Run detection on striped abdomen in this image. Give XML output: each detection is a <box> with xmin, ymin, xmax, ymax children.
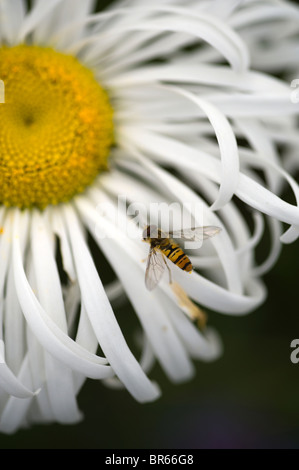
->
<box><xmin>158</xmin><ymin>239</ymin><xmax>193</xmax><ymax>273</ymax></box>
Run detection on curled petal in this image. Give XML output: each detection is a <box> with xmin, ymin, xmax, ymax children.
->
<box><xmin>63</xmin><ymin>205</ymin><xmax>161</xmax><ymax>403</ymax></box>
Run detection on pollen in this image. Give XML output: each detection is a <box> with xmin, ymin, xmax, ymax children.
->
<box><xmin>0</xmin><ymin>45</ymin><xmax>114</xmax><ymax>209</ymax></box>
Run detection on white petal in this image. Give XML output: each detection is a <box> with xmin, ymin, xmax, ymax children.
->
<box><xmin>30</xmin><ymin>211</ymin><xmax>82</xmax><ymax>423</ymax></box>
<box><xmin>105</xmin><ymin>279</ymin><xmax>126</xmax><ymax>304</ymax></box>
<box><xmin>119</xmin><ymin>130</ymin><xmax>299</xmax><ymax>228</ymax></box>
<box><xmin>75</xmin><ymin>303</ymin><xmax>98</xmax><ymax>356</ymax></box>
<box><xmin>50</xmin><ymin>209</ymin><xmax>77</xmax><ymax>282</ymax></box>
<box><xmin>237</xmin><ymin>173</ymin><xmax>299</xmax><ymax>228</ymax></box>
<box><xmin>163</xmin><ymin>297</ymin><xmax>222</xmax><ymax>361</ymax></box>
<box><xmin>237</xmin><ymin>119</ymin><xmax>283</xmax><ymax>192</ymax></box>
<box><xmin>98</xmin><ymin>6</ymin><xmax>249</xmax><ymax>73</ymax></box>
<box><xmin>280</xmin><ymin>226</ymin><xmax>299</xmax><ymax>244</ymax></box>
<box><xmin>26</xmin><ymin>325</ymin><xmax>55</xmax><ymax>423</ymax></box>
<box><xmin>63</xmin><ymin>204</ymin><xmax>160</xmax><ymax>403</ymax></box>
<box><xmin>31</xmin><ymin>210</ymin><xmax>68</xmax><ymax>332</ymax></box>
<box><xmin>123</xmin><ymin>152</ymin><xmax>243</xmax><ymax>294</ymax></box>
<box><xmin>18</xmin><ymin>0</ymin><xmax>65</xmax><ymax>42</ymax></box>
<box><xmin>231</xmin><ymin>2</ymin><xmax>299</xmax><ymax>30</ymax></box>
<box><xmin>0</xmin><ymin>351</ymin><xmax>38</xmax><ymax>399</ymax></box>
<box><xmin>0</xmin><ymin>211</ymin><xmax>13</xmax><ymax>301</ymax></box>
<box><xmin>33</xmin><ymin>0</ymin><xmax>95</xmax><ymax>46</ymax></box>
<box><xmin>0</xmin><ymin>0</ymin><xmax>26</xmax><ymax>44</ymax></box>
<box><xmin>4</xmin><ymin>265</ymin><xmax>25</xmax><ymax>376</ymax></box>
<box><xmin>176</xmin><ymin>269</ymin><xmax>266</xmax><ymax>315</ymax></box>
<box><xmin>12</xmin><ymin>210</ymin><xmax>113</xmax><ymax>380</ymax></box>
<box><xmin>111</xmin><ymin>157</ymin><xmax>268</xmax><ymax>312</ymax></box>
<box><xmin>63</xmin><ymin>282</ymin><xmax>81</xmax><ymax>334</ymax></box>
<box><xmin>161</xmin><ymin>86</ymin><xmax>240</xmax><ymax>211</ymax></box>
<box><xmin>104</xmin><ymin>333</ymin><xmax>156</xmax><ymax>391</ymax></box>
<box><xmin>44</xmin><ymin>355</ymin><xmax>82</xmax><ymax>424</ymax></box>
<box><xmin>252</xmin><ymin>216</ymin><xmax>282</xmax><ymax>277</ymax></box>
<box><xmin>77</xmin><ymin>198</ymin><xmax>195</xmax><ymax>383</ymax></box>
<box><xmin>139</xmin><ymin>333</ymin><xmax>156</xmax><ymax>374</ymax></box>
<box><xmin>206</xmin><ymin>92</ymin><xmax>299</xmax><ymax>117</ymax></box>
<box><xmin>73</xmin><ymin>302</ymin><xmax>100</xmax><ymax>395</ymax></box>
<box><xmin>0</xmin><ymin>357</ymin><xmax>36</xmax><ymax>434</ymax></box>
<box><xmin>108</xmin><ymin>64</ymin><xmax>287</xmax><ymax>93</ymax></box>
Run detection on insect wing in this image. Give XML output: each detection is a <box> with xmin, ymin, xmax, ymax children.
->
<box><xmin>169</xmin><ymin>226</ymin><xmax>221</xmax><ymax>242</ymax></box>
<box><xmin>145</xmin><ymin>247</ymin><xmax>165</xmax><ymax>291</ymax></box>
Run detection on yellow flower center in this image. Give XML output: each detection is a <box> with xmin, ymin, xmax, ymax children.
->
<box><xmin>0</xmin><ymin>45</ymin><xmax>113</xmax><ymax>209</ymax></box>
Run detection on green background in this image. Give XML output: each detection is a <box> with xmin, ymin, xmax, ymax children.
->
<box><xmin>1</xmin><ymin>0</ymin><xmax>299</xmax><ymax>450</ymax></box>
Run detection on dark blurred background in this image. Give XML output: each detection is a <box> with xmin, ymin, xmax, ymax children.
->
<box><xmin>1</xmin><ymin>0</ymin><xmax>299</xmax><ymax>450</ymax></box>
<box><xmin>0</xmin><ymin>235</ymin><xmax>299</xmax><ymax>449</ymax></box>
<box><xmin>1</xmin><ymin>238</ymin><xmax>299</xmax><ymax>449</ymax></box>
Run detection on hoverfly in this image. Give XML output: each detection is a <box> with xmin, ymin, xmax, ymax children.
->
<box><xmin>142</xmin><ymin>225</ymin><xmax>221</xmax><ymax>291</ymax></box>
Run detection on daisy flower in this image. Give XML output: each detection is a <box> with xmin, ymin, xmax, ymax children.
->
<box><xmin>0</xmin><ymin>0</ymin><xmax>298</xmax><ymax>434</ymax></box>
